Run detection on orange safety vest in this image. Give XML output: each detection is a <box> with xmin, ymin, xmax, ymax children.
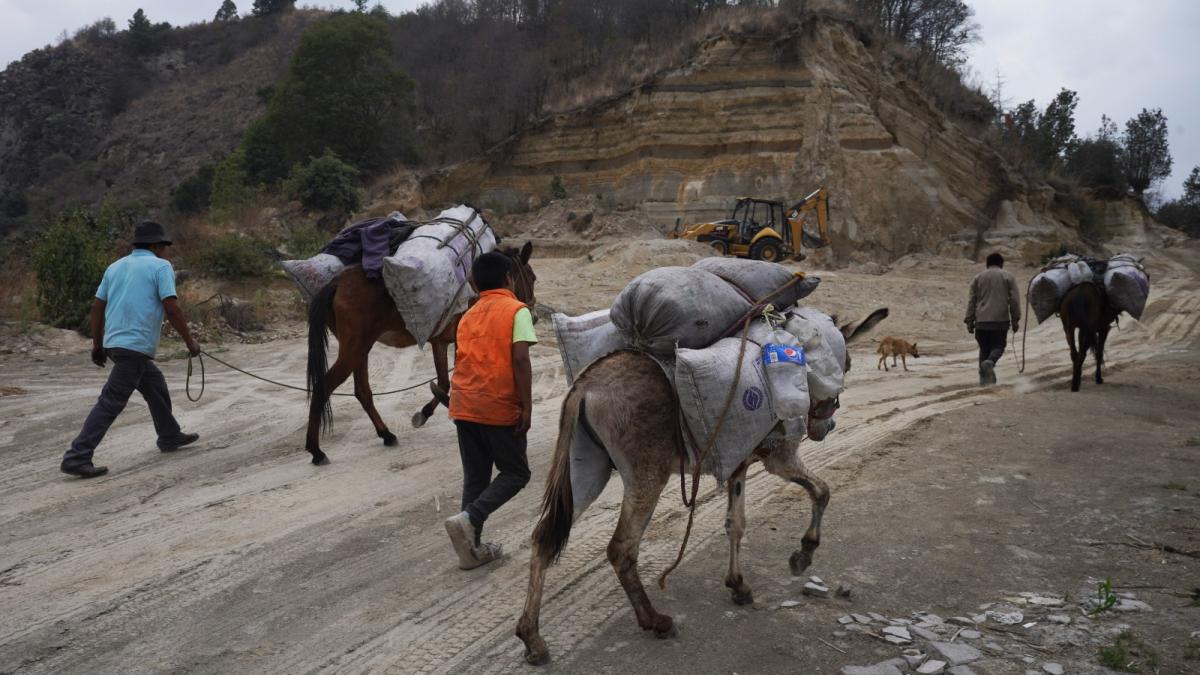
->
<box><xmin>449</xmin><ymin>289</ymin><xmax>526</xmax><ymax>426</ymax></box>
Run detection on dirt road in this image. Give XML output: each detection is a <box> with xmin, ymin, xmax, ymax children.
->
<box><xmin>1</xmin><ymin>243</ymin><xmax>1197</xmax><ymax>674</ymax></box>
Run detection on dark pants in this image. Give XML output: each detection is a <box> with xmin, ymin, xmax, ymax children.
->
<box><xmin>63</xmin><ymin>348</ymin><xmax>182</xmax><ymax>467</ymax></box>
<box><xmin>455</xmin><ymin>420</ymin><xmax>531</xmax><ymax>541</ymax></box>
<box><xmin>975</xmin><ymin>327</ymin><xmax>1008</xmax><ymax>365</ymax></box>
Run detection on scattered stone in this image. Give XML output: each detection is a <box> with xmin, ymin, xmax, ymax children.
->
<box><xmin>810</xmin><ymin>576</ymin><xmax>824</xmax><ymax>585</ymax></box>
<box><xmin>1114</xmin><ymin>598</ymin><xmax>1152</xmax><ymax>612</ymax></box>
<box><xmin>987</xmin><ymin>610</ymin><xmax>1024</xmax><ymax>625</ymax></box>
<box><xmin>845</xmin><ymin>624</ymin><xmax>868</xmax><ymax>633</ymax></box>
<box><xmin>1023</xmin><ymin>622</ymin><xmax>1038</xmax><ymax>629</ymax></box>
<box><xmin>885</xmin><ymin>635</ymin><xmax>910</xmax><ymax>646</ymax></box>
<box><xmin>837</xmin><ymin>584</ymin><xmax>852</xmax><ymax>598</ymax></box>
<box><xmin>1029</xmin><ymin>596</ymin><xmax>1064</xmax><ymax>607</ymax></box>
<box><xmin>1041</xmin><ymin>663</ymin><xmax>1064</xmax><ymax>675</ymax></box>
<box><xmin>803</xmin><ymin>582</ymin><xmax>830</xmax><ymax>598</ymax></box>
<box><xmin>929</xmin><ymin>641</ymin><xmax>982</xmax><ymax>666</ymax></box>
<box><xmin>1022</xmin><ymin>656</ymin><xmax>1037</xmax><ymax>665</ymax></box>
<box><xmin>839</xmin><ymin>615</ymin><xmax>855</xmax><ymax>625</ymax></box>
<box><xmin>780</xmin><ymin>600</ymin><xmax>801</xmax><ymax>608</ymax></box>
<box><xmin>853</xmin><ymin>613</ymin><xmax>874</xmax><ymax>624</ymax></box>
<box><xmin>841</xmin><ymin>664</ymin><xmax>903</xmax><ymax>675</ymax></box>
<box><xmin>917</xmin><ymin>660</ymin><xmax>947</xmax><ymax>674</ymax></box>
<box><xmin>902</xmin><ymin>649</ymin><xmax>925</xmax><ymax>668</ymax></box>
<box><xmin>970</xmin><ymin>614</ymin><xmax>988</xmax><ymax>624</ymax></box>
<box><xmin>869</xmin><ymin>612</ymin><xmax>887</xmax><ymax>622</ymax></box>
<box><xmin>922</xmin><ymin>614</ymin><xmax>946</xmax><ymax>625</ymax></box>
<box><xmin>833</xmin><ymin>631</ymin><xmax>849</xmax><ymax>638</ymax></box>
<box><xmin>958</xmin><ymin>630</ymin><xmax>981</xmax><ymax>640</ymax></box>
<box><xmin>982</xmin><ymin>642</ymin><xmax>1004</xmax><ymax>654</ymax></box>
<box><xmin>947</xmin><ymin>667</ymin><xmax>977</xmax><ymax>675</ymax></box>
<box><xmin>977</xmin><ymin>603</ymin><xmax>994</xmax><ymax>611</ymax></box>
<box><xmin>883</xmin><ymin>626</ymin><xmax>913</xmax><ymax>641</ymax></box>
<box><xmin>910</xmin><ymin>626</ymin><xmax>941</xmax><ymax>641</ymax></box>
<box><xmin>1047</xmin><ymin>615</ymin><xmax>1071</xmax><ymax>625</ymax></box>
<box><xmin>949</xmin><ymin>617</ymin><xmax>976</xmax><ymax>626</ymax></box>
<box><xmin>890</xmin><ymin>618</ymin><xmax>913</xmax><ymax>626</ymax></box>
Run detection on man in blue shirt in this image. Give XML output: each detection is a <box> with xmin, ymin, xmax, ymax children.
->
<box><xmin>61</xmin><ymin>221</ymin><xmax>202</xmax><ymax>478</ymax></box>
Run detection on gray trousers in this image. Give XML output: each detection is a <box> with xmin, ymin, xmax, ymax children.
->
<box><xmin>63</xmin><ymin>348</ymin><xmax>182</xmax><ymax>467</ymax></box>
<box><xmin>455</xmin><ymin>420</ymin><xmax>531</xmax><ymax>541</ymax></box>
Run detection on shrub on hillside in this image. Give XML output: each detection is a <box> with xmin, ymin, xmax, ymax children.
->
<box><xmin>171</xmin><ymin>164</ymin><xmax>215</xmax><ymax>215</ymax></box>
<box><xmin>283</xmin><ymin>225</ymin><xmax>327</xmax><ymax>258</ymax></box>
<box><xmin>32</xmin><ymin>210</ymin><xmax>112</xmax><ymax>332</ymax></box>
<box><xmin>285</xmin><ymin>151</ymin><xmax>362</xmax><ymax>214</ymax></box>
<box><xmin>209</xmin><ymin>149</ymin><xmax>257</xmax><ymax>221</ymax></box>
<box><xmin>189</xmin><ymin>235</ymin><xmax>271</xmax><ymax>278</ymax></box>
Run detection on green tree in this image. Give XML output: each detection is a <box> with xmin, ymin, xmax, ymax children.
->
<box><xmin>214</xmin><ymin>0</ymin><xmax>239</xmax><ymax>21</ymax></box>
<box><xmin>127</xmin><ymin>9</ymin><xmax>155</xmax><ymax>53</ymax></box>
<box><xmin>171</xmin><ymin>165</ymin><xmax>216</xmax><ymax>214</ymax></box>
<box><xmin>1038</xmin><ymin>88</ymin><xmax>1078</xmax><ymax>167</ymax></box>
<box><xmin>285</xmin><ymin>150</ymin><xmax>362</xmax><ymax>214</ymax></box>
<box><xmin>1067</xmin><ymin>115</ymin><xmax>1126</xmax><ymax>196</ymax></box>
<box><xmin>352</xmin><ymin>0</ymin><xmax>369</xmax><ymax>11</ymax></box>
<box><xmin>1182</xmin><ymin>166</ymin><xmax>1200</xmax><ymax>204</ymax></box>
<box><xmin>241</xmin><ymin>13</ymin><xmax>417</xmax><ymax>183</ymax></box>
<box><xmin>209</xmin><ymin>149</ymin><xmax>258</xmax><ymax>220</ymax></box>
<box><xmin>1155</xmin><ymin>168</ymin><xmax>1200</xmax><ymax>237</ymax></box>
<box><xmin>1122</xmin><ymin>108</ymin><xmax>1172</xmax><ymax>195</ymax></box>
<box><xmin>33</xmin><ymin>210</ymin><xmax>113</xmax><ymax>332</ymax></box>
<box><xmin>252</xmin><ymin>0</ymin><xmax>295</xmax><ymax>16</ymax></box>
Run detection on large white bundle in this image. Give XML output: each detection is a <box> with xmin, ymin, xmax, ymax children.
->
<box><xmin>1104</xmin><ymin>254</ymin><xmax>1149</xmax><ymax>319</ymax></box>
<box><xmin>553</xmin><ymin>309</ymin><xmax>630</xmax><ymax>384</ymax></box>
<box><xmin>1029</xmin><ymin>255</ymin><xmax>1080</xmax><ymax>323</ymax></box>
<box><xmin>783</xmin><ymin>310</ymin><xmax>845</xmax><ymax>402</ymax></box>
<box><xmin>675</xmin><ymin>337</ymin><xmax>785</xmax><ymax>483</ymax></box>
<box><xmin>691</xmin><ymin>257</ymin><xmax>819</xmax><ymax>306</ymax></box>
<box><xmin>760</xmin><ymin>331</ymin><xmax>810</xmax><ymax>421</ymax></box>
<box><xmin>610</xmin><ymin>266</ymin><xmax>750</xmax><ymax>357</ymax></box>
<box><xmin>382</xmin><ymin>205</ymin><xmax>496</xmax><ymax>347</ymax></box>
<box><xmin>280</xmin><ymin>253</ymin><xmax>346</xmax><ymax>301</ymax></box>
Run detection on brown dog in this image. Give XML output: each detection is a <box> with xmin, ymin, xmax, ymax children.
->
<box><xmin>876</xmin><ymin>336</ymin><xmax>919</xmax><ymax>372</ymax></box>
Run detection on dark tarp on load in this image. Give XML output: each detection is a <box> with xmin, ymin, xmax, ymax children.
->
<box><xmin>321</xmin><ymin>214</ymin><xmax>417</xmax><ymax>279</ymax></box>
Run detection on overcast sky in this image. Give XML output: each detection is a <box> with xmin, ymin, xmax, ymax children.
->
<box><xmin>2</xmin><ymin>0</ymin><xmax>1196</xmax><ymax>197</ymax></box>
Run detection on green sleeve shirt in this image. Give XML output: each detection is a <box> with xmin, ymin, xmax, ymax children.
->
<box><xmin>512</xmin><ymin>307</ymin><xmax>538</xmax><ymax>344</ymax></box>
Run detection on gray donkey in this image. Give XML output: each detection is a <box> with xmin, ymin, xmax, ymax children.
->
<box><xmin>516</xmin><ymin>308</ymin><xmax>888</xmax><ymax>665</ymax></box>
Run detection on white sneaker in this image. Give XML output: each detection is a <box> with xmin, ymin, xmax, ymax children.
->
<box><xmin>444</xmin><ymin>512</ymin><xmax>479</xmax><ymax>569</ymax></box>
<box><xmin>469</xmin><ymin>542</ymin><xmax>503</xmax><ymax>569</ymax></box>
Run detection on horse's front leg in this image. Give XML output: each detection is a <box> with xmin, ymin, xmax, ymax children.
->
<box><xmin>353</xmin><ymin>360</ymin><xmax>397</xmax><ymax>446</ymax></box>
<box><xmin>724</xmin><ymin>460</ymin><xmax>754</xmax><ymax>605</ymax></box>
<box><xmin>412</xmin><ymin>332</ymin><xmax>453</xmax><ymax>428</ymax></box>
<box><xmin>759</xmin><ymin>441</ymin><xmax>830</xmax><ymax>576</ymax></box>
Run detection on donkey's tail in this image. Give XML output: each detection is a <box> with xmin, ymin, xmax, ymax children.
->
<box><xmin>1065</xmin><ymin>285</ymin><xmax>1100</xmax><ymax>356</ymax></box>
<box><xmin>307</xmin><ymin>280</ymin><xmax>339</xmax><ymax>434</ymax></box>
<box><xmin>532</xmin><ymin>389</ymin><xmax>582</xmax><ymax>563</ymax></box>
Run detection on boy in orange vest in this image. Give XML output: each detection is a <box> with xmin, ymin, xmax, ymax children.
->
<box><xmin>444</xmin><ymin>251</ymin><xmax>535</xmax><ymax>569</ymax></box>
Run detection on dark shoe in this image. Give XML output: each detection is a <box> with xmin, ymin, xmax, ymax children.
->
<box><xmin>61</xmin><ymin>462</ymin><xmax>109</xmax><ymax>478</ymax></box>
<box><xmin>980</xmin><ymin>360</ymin><xmax>997</xmax><ymax>386</ymax></box>
<box><xmin>158</xmin><ymin>432</ymin><xmax>199</xmax><ymax>452</ymax></box>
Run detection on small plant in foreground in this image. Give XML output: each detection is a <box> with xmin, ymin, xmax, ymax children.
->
<box><xmin>1186</xmin><ymin>435</ymin><xmax>1200</xmax><ymax>447</ymax></box>
<box><xmin>1090</xmin><ymin>577</ymin><xmax>1117</xmax><ymax>615</ymax></box>
<box><xmin>1098</xmin><ymin>630</ymin><xmax>1159</xmax><ymax>672</ymax></box>
<box><xmin>1163</xmin><ymin>481</ymin><xmax>1188</xmax><ymax>491</ymax></box>
<box><xmin>1184</xmin><ymin>638</ymin><xmax>1200</xmax><ymax>659</ymax></box>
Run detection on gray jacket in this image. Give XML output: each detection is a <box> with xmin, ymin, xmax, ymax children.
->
<box><xmin>966</xmin><ymin>266</ymin><xmax>1021</xmax><ymax>326</ymax></box>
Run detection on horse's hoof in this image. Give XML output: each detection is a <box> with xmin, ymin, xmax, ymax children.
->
<box><xmin>381</xmin><ymin>431</ymin><xmax>398</xmax><ymax>446</ymax></box>
<box><xmin>311</xmin><ymin>452</ymin><xmax>330</xmax><ymax>466</ymax></box>
<box><xmin>411</xmin><ymin>412</ymin><xmax>427</xmax><ymax>428</ymax></box>
<box><xmin>524</xmin><ymin>647</ymin><xmax>550</xmax><ymax>666</ymax></box>
<box><xmin>731</xmin><ymin>589</ymin><xmax>754</xmax><ymax>606</ymax></box>
<box><xmin>653</xmin><ymin>615</ymin><xmax>677</xmax><ymax>639</ymax></box>
<box><xmin>789</xmin><ymin>550</ymin><xmax>813</xmax><ymax>576</ymax></box>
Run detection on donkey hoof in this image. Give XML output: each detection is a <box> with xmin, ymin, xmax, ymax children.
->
<box><xmin>411</xmin><ymin>412</ymin><xmax>428</xmax><ymax>428</ymax></box>
<box><xmin>381</xmin><ymin>431</ymin><xmax>398</xmax><ymax>446</ymax></box>
<box><xmin>653</xmin><ymin>615</ymin><xmax>677</xmax><ymax>639</ymax></box>
<box><xmin>731</xmin><ymin>589</ymin><xmax>754</xmax><ymax>606</ymax></box>
<box><xmin>523</xmin><ymin>644</ymin><xmax>550</xmax><ymax>666</ymax></box>
<box><xmin>789</xmin><ymin>550</ymin><xmax>813</xmax><ymax>576</ymax></box>
<box><xmin>311</xmin><ymin>451</ymin><xmax>330</xmax><ymax>466</ymax></box>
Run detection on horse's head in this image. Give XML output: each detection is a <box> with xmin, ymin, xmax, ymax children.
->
<box><xmin>501</xmin><ymin>241</ymin><xmax>537</xmax><ymax>322</ymax></box>
<box><xmin>804</xmin><ymin>307</ymin><xmax>889</xmax><ymax>440</ymax></box>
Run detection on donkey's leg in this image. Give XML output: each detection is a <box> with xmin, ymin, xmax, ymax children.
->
<box><xmin>413</xmin><ymin>337</ymin><xmax>452</xmax><ymax>428</ymax></box>
<box><xmin>1095</xmin><ymin>324</ymin><xmax>1112</xmax><ymax>384</ymax></box>
<box><xmin>1077</xmin><ymin>328</ymin><xmax>1096</xmax><ymax>391</ymax></box>
<box><xmin>723</xmin><ymin>460</ymin><xmax>754</xmax><ymax>605</ymax></box>
<box><xmin>1064</xmin><ymin>321</ymin><xmax>1083</xmax><ymax>392</ymax></box>
<box><xmin>608</xmin><ymin>472</ymin><xmax>674</xmax><ymax>638</ymax></box>
<box><xmin>517</xmin><ymin>539</ymin><xmax>555</xmax><ymax>665</ymax></box>
<box><xmin>760</xmin><ymin>444</ymin><xmax>830</xmax><ymax>576</ymax></box>
<box><xmin>353</xmin><ymin>360</ymin><xmax>397</xmax><ymax>446</ymax></box>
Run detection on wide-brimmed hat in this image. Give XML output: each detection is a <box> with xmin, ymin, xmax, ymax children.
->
<box><xmin>131</xmin><ymin>220</ymin><xmax>172</xmax><ymax>245</ymax></box>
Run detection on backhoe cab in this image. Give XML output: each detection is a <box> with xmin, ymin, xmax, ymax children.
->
<box><xmin>670</xmin><ymin>188</ymin><xmax>831</xmax><ymax>262</ymax></box>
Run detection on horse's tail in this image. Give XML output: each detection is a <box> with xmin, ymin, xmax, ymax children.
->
<box><xmin>532</xmin><ymin>389</ymin><xmax>582</xmax><ymax>563</ymax></box>
<box><xmin>1066</xmin><ymin>285</ymin><xmax>1100</xmax><ymax>355</ymax></box>
<box><xmin>307</xmin><ymin>280</ymin><xmax>339</xmax><ymax>433</ymax></box>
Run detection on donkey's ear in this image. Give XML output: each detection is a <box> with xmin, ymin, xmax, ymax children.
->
<box><xmin>840</xmin><ymin>307</ymin><xmax>889</xmax><ymax>345</ymax></box>
<box><xmin>520</xmin><ymin>240</ymin><xmax>533</xmax><ymax>265</ymax></box>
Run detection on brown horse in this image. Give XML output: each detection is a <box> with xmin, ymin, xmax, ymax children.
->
<box><xmin>304</xmin><ymin>242</ymin><xmax>536</xmax><ymax>465</ymax></box>
<box><xmin>516</xmin><ymin>308</ymin><xmax>887</xmax><ymax>665</ymax></box>
<box><xmin>1059</xmin><ymin>282</ymin><xmax>1118</xmax><ymax>392</ymax></box>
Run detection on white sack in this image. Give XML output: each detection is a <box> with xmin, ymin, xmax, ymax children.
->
<box><xmin>610</xmin><ymin>266</ymin><xmax>750</xmax><ymax>357</ymax></box>
<box><xmin>1104</xmin><ymin>254</ymin><xmax>1149</xmax><ymax>320</ymax></box>
<box><xmin>690</xmin><ymin>257</ymin><xmax>820</xmax><ymax>306</ymax></box>
<box><xmin>382</xmin><ymin>205</ymin><xmax>496</xmax><ymax>347</ymax></box>
<box><xmin>553</xmin><ymin>309</ymin><xmax>631</xmax><ymax>384</ymax></box>
<box><xmin>783</xmin><ymin>310</ymin><xmax>845</xmax><ymax>402</ymax></box>
<box><xmin>280</xmin><ymin>253</ymin><xmax>345</xmax><ymax>301</ymax></box>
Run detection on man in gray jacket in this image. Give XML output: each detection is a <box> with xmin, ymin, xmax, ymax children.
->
<box><xmin>965</xmin><ymin>252</ymin><xmax>1021</xmax><ymax>385</ymax></box>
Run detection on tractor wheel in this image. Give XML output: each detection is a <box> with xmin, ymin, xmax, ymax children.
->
<box><xmin>709</xmin><ymin>240</ymin><xmax>729</xmax><ymax>256</ymax></box>
<box><xmin>750</xmin><ymin>238</ymin><xmax>783</xmax><ymax>262</ymax></box>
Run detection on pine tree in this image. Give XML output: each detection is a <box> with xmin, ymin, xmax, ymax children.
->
<box><xmin>215</xmin><ymin>0</ymin><xmax>239</xmax><ymax>21</ymax></box>
<box><xmin>1122</xmin><ymin>108</ymin><xmax>1172</xmax><ymax>195</ymax></box>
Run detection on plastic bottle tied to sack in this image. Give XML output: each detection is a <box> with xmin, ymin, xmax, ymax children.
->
<box><xmin>783</xmin><ymin>313</ymin><xmax>845</xmax><ymax>402</ymax></box>
<box><xmin>761</xmin><ymin>330</ymin><xmax>810</xmax><ymax>420</ymax></box>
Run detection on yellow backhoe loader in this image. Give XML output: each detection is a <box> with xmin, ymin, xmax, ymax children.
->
<box><xmin>669</xmin><ymin>187</ymin><xmax>831</xmax><ymax>262</ymax></box>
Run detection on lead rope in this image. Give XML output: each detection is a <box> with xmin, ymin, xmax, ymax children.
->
<box><xmin>657</xmin><ymin>274</ymin><xmax>804</xmax><ymax>589</ymax></box>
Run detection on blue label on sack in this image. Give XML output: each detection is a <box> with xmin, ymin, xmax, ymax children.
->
<box><xmin>742</xmin><ymin>386</ymin><xmax>764</xmax><ymax>411</ymax></box>
<box><xmin>762</xmin><ymin>343</ymin><xmax>806</xmax><ymax>366</ymax></box>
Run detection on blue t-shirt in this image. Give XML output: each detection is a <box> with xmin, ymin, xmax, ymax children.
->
<box><xmin>95</xmin><ymin>250</ymin><xmax>177</xmax><ymax>357</ymax></box>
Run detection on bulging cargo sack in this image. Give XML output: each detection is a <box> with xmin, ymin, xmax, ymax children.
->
<box><xmin>760</xmin><ymin>332</ymin><xmax>810</xmax><ymax>421</ymax></box>
<box><xmin>691</xmin><ymin>257</ymin><xmax>820</xmax><ymax>306</ymax></box>
<box><xmin>280</xmin><ymin>253</ymin><xmax>346</xmax><ymax>301</ymax></box>
<box><xmin>553</xmin><ymin>309</ymin><xmax>630</xmax><ymax>384</ymax></box>
<box><xmin>783</xmin><ymin>309</ymin><xmax>845</xmax><ymax>403</ymax></box>
<box><xmin>1029</xmin><ymin>254</ymin><xmax>1080</xmax><ymax>324</ymax></box>
<box><xmin>610</xmin><ymin>267</ymin><xmax>750</xmax><ymax>357</ymax></box>
<box><xmin>1104</xmin><ymin>254</ymin><xmax>1149</xmax><ymax>320</ymax></box>
<box><xmin>382</xmin><ymin>205</ymin><xmax>496</xmax><ymax>347</ymax></box>
<box><xmin>675</xmin><ymin>338</ymin><xmax>780</xmax><ymax>483</ymax></box>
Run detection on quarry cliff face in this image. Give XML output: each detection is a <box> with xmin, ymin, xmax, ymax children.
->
<box><xmin>430</xmin><ymin>18</ymin><xmax>1087</xmax><ymax>264</ymax></box>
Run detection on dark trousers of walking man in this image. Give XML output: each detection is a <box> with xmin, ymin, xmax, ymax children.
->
<box><xmin>63</xmin><ymin>348</ymin><xmax>186</xmax><ymax>468</ymax></box>
<box><xmin>974</xmin><ymin>322</ymin><xmax>1009</xmax><ymax>367</ymax></box>
<box><xmin>456</xmin><ymin>421</ymin><xmax>532</xmax><ymax>545</ymax></box>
